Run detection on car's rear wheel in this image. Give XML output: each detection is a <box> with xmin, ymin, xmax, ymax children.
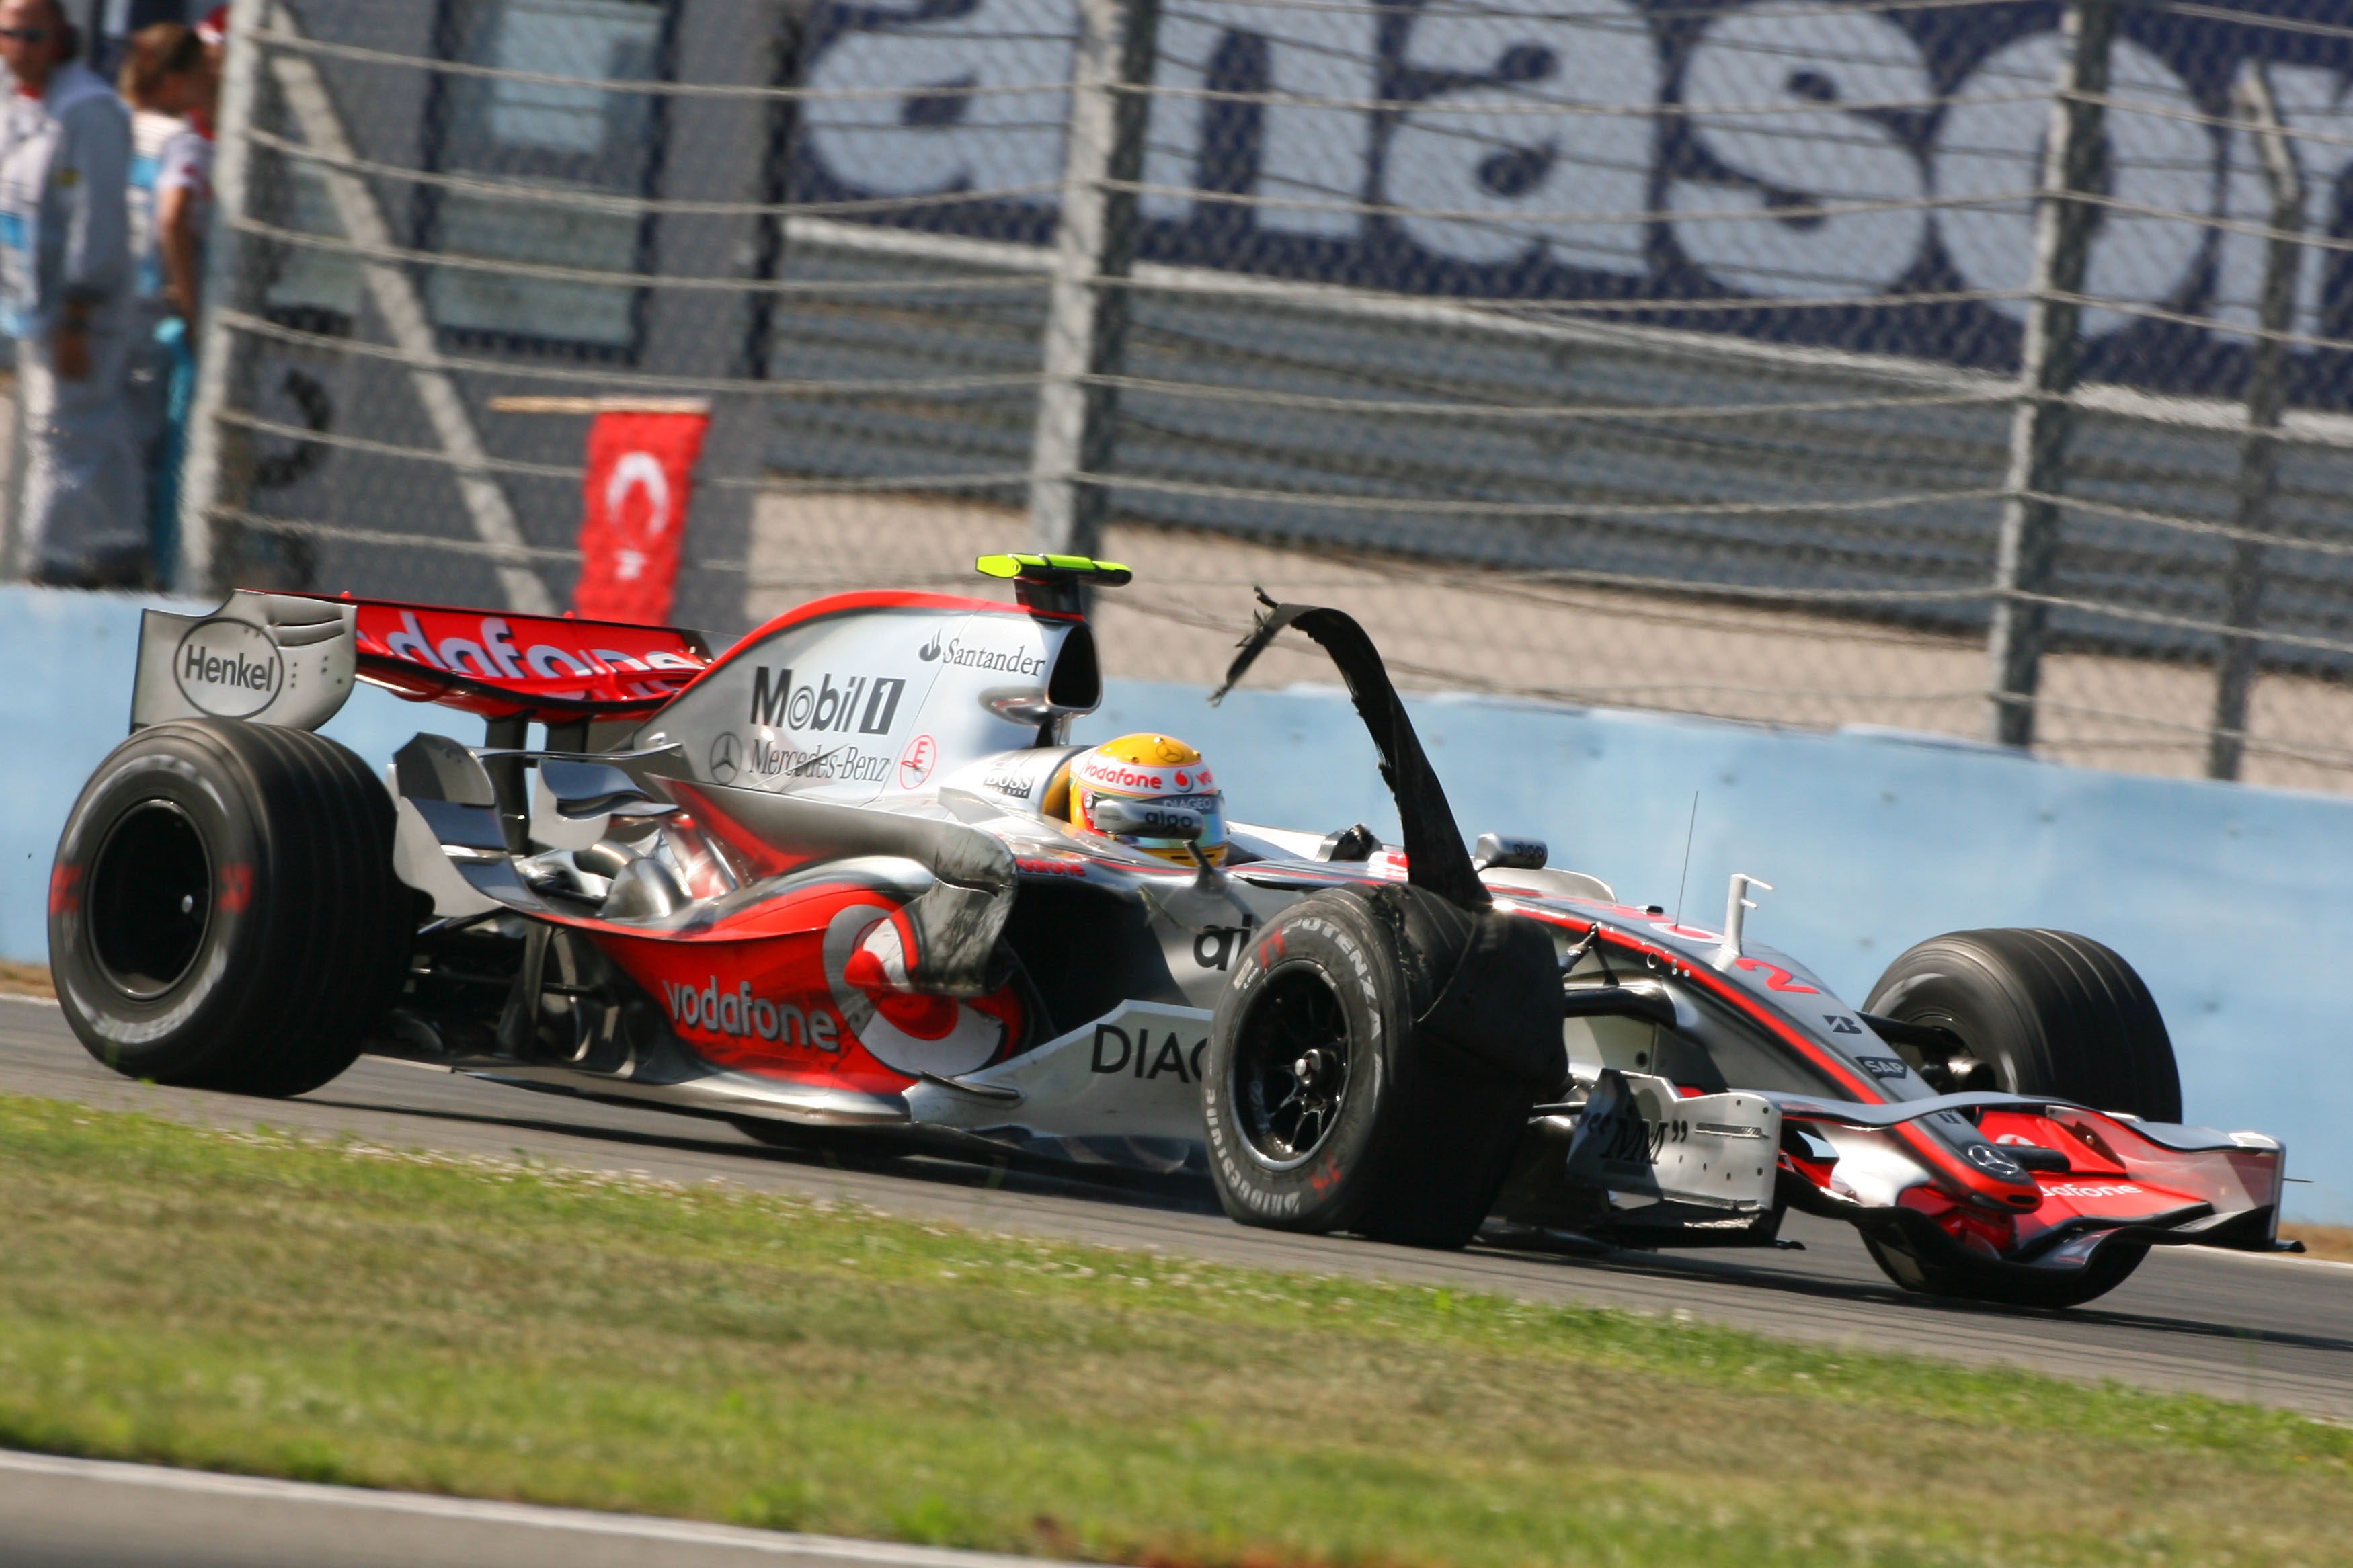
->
<box><xmin>1857</xmin><ymin>927</ymin><xmax>2176</xmax><ymax>1307</ymax></box>
<box><xmin>1200</xmin><ymin>888</ymin><xmax>1542</xmax><ymax>1249</ymax></box>
<box><xmin>50</xmin><ymin>718</ymin><xmax>413</xmax><ymax>1096</ymax></box>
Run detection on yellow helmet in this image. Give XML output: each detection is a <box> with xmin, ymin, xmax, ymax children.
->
<box><xmin>1067</xmin><ymin>733</ymin><xmax>1228</xmax><ymax>866</ymax></box>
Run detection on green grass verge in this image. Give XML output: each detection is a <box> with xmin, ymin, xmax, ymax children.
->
<box><xmin>0</xmin><ymin>1092</ymin><xmax>2345</xmax><ymax>1567</ymax></box>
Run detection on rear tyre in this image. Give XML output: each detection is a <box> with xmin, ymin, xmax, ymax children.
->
<box><xmin>1863</xmin><ymin>927</ymin><xmax>2180</xmax><ymax>1119</ymax></box>
<box><xmin>1201</xmin><ymin>889</ymin><xmax>1539</xmax><ymax>1249</ymax></box>
<box><xmin>1858</xmin><ymin>928</ymin><xmax>2175</xmax><ymax>1307</ymax></box>
<box><xmin>49</xmin><ymin>719</ymin><xmax>413</xmax><ymax>1097</ymax></box>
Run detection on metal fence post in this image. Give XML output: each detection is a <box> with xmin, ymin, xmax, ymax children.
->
<box><xmin>1028</xmin><ymin>0</ymin><xmax>1160</xmax><ymax>558</ymax></box>
<box><xmin>2209</xmin><ymin>62</ymin><xmax>2306</xmax><ymax>782</ymax></box>
<box><xmin>175</xmin><ymin>0</ymin><xmax>270</xmax><ymax>595</ymax></box>
<box><xmin>1986</xmin><ymin>0</ymin><xmax>2116</xmax><ymax>748</ymax></box>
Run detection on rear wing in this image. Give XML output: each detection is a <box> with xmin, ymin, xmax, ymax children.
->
<box><xmin>131</xmin><ymin>591</ymin><xmax>711</xmax><ymax>733</ymax></box>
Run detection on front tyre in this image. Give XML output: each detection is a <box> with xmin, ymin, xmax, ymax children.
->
<box><xmin>1858</xmin><ymin>927</ymin><xmax>2175</xmax><ymax>1308</ymax></box>
<box><xmin>49</xmin><ymin>719</ymin><xmax>414</xmax><ymax>1096</ymax></box>
<box><xmin>1859</xmin><ymin>1224</ymin><xmax>2149</xmax><ymax>1311</ymax></box>
<box><xmin>1201</xmin><ymin>889</ymin><xmax>1539</xmax><ymax>1249</ymax></box>
<box><xmin>1864</xmin><ymin>927</ymin><xmax>2180</xmax><ymax>1120</ymax></box>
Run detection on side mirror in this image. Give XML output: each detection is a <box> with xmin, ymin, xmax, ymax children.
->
<box><xmin>539</xmin><ymin>758</ymin><xmax>675</xmax><ymax>821</ymax></box>
<box><xmin>1473</xmin><ymin>833</ymin><xmax>1548</xmax><ymax>873</ymax></box>
<box><xmin>1090</xmin><ymin>796</ymin><xmax>1205</xmax><ymax>843</ymax></box>
<box><xmin>1315</xmin><ymin>823</ymin><xmax>1380</xmax><ymax>862</ymax></box>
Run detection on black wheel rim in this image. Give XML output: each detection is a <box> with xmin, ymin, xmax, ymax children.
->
<box><xmin>87</xmin><ymin>798</ymin><xmax>213</xmax><ymax>1000</ymax></box>
<box><xmin>1231</xmin><ymin>966</ymin><xmax>1352</xmax><ymax>1170</ymax></box>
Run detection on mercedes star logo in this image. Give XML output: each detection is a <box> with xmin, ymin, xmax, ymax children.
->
<box><xmin>708</xmin><ymin>731</ymin><xmax>743</xmax><ymax>783</ymax></box>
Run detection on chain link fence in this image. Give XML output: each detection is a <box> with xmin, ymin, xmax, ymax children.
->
<box><xmin>172</xmin><ymin>0</ymin><xmax>2353</xmax><ymax>790</ymax></box>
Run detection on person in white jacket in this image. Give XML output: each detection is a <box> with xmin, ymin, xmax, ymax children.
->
<box><xmin>0</xmin><ymin>0</ymin><xmax>140</xmax><ymax>587</ymax></box>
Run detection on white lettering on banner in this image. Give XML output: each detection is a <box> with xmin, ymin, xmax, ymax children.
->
<box><xmin>1386</xmin><ymin>0</ymin><xmax>1652</xmax><ymax>272</ymax></box>
<box><xmin>802</xmin><ymin>1</ymin><xmax>1074</xmax><ymax>201</ymax></box>
<box><xmin>797</xmin><ymin>2</ymin><xmax>2288</xmax><ymax>345</ymax></box>
<box><xmin>795</xmin><ymin>1</ymin><xmax>2297</xmax><ymax>343</ymax></box>
<box><xmin>1670</xmin><ymin>5</ymin><xmax>1931</xmax><ymax>299</ymax></box>
<box><xmin>604</xmin><ymin>451</ymin><xmax>672</xmax><ymax>587</ymax></box>
<box><xmin>1142</xmin><ymin>0</ymin><xmax>1378</xmax><ymax>236</ymax></box>
<box><xmin>2215</xmin><ymin>66</ymin><xmax>2353</xmax><ymax>346</ymax></box>
<box><xmin>1938</xmin><ymin>32</ymin><xmax>2213</xmax><ymax>335</ymax></box>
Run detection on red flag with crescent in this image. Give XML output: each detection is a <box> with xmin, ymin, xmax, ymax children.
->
<box><xmin>573</xmin><ymin>409</ymin><xmax>709</xmax><ymax>625</ymax></box>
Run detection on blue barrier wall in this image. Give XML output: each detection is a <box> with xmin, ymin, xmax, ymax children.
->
<box><xmin>4</xmin><ymin>585</ymin><xmax>2344</xmax><ymax>1219</ymax></box>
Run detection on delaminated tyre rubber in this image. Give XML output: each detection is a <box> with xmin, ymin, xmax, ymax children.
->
<box><xmin>48</xmin><ymin>718</ymin><xmax>413</xmax><ymax>1097</ymax></box>
<box><xmin>1863</xmin><ymin>927</ymin><xmax>2180</xmax><ymax>1120</ymax></box>
<box><xmin>1201</xmin><ymin>887</ymin><xmax>1537</xmax><ymax>1249</ymax></box>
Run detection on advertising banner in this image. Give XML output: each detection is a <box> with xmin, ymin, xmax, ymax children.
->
<box><xmin>793</xmin><ymin>0</ymin><xmax>2353</xmax><ymax>405</ymax></box>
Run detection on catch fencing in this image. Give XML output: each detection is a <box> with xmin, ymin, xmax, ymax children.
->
<box><xmin>175</xmin><ymin>0</ymin><xmax>2353</xmax><ymax>789</ymax></box>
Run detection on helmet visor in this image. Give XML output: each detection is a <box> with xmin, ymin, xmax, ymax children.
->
<box><xmin>1090</xmin><ymin>790</ymin><xmax>1226</xmax><ymax>858</ymax></box>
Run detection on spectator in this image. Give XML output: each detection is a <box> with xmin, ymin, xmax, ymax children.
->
<box><xmin>119</xmin><ymin>19</ymin><xmax>207</xmax><ymax>575</ymax></box>
<box><xmin>0</xmin><ymin>0</ymin><xmax>138</xmax><ymax>588</ymax></box>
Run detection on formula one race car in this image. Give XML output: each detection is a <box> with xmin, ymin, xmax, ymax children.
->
<box><xmin>50</xmin><ymin>556</ymin><xmax>2297</xmax><ymax>1305</ymax></box>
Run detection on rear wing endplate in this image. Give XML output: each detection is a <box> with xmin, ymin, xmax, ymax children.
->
<box><xmin>131</xmin><ymin>591</ymin><xmax>358</xmax><ymax>733</ymax></box>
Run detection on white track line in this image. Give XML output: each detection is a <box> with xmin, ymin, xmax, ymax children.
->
<box><xmin>0</xmin><ymin>1450</ymin><xmax>1068</xmax><ymax>1566</ymax></box>
<box><xmin>2186</xmin><ymin>1244</ymin><xmax>2353</xmax><ymax>1272</ymax></box>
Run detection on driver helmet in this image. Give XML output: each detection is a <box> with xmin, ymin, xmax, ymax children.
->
<box><xmin>1067</xmin><ymin>733</ymin><xmax>1228</xmax><ymax>866</ymax></box>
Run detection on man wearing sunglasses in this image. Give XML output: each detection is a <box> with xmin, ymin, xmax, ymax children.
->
<box><xmin>0</xmin><ymin>0</ymin><xmax>139</xmax><ymax>588</ymax></box>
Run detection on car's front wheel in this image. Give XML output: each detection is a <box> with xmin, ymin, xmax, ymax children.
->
<box><xmin>1856</xmin><ymin>927</ymin><xmax>2177</xmax><ymax>1307</ymax></box>
<box><xmin>49</xmin><ymin>718</ymin><xmax>414</xmax><ymax>1097</ymax></box>
<box><xmin>1864</xmin><ymin>927</ymin><xmax>2180</xmax><ymax>1119</ymax></box>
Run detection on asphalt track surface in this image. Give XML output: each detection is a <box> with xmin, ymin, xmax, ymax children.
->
<box><xmin>3</xmin><ymin>995</ymin><xmax>2349</xmax><ymax>1436</ymax></box>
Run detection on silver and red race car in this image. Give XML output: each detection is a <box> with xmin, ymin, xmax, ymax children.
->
<box><xmin>49</xmin><ymin>554</ymin><xmax>2297</xmax><ymax>1305</ymax></box>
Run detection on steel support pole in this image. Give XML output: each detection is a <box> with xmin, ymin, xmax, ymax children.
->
<box><xmin>175</xmin><ymin>0</ymin><xmax>270</xmax><ymax>595</ymax></box>
<box><xmin>2209</xmin><ymin>63</ymin><xmax>2307</xmax><ymax>782</ymax></box>
<box><xmin>1986</xmin><ymin>0</ymin><xmax>2116</xmax><ymax>747</ymax></box>
<box><xmin>1028</xmin><ymin>0</ymin><xmax>1160</xmax><ymax>559</ymax></box>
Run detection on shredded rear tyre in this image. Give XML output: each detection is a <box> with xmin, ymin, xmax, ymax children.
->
<box><xmin>49</xmin><ymin>718</ymin><xmax>415</xmax><ymax>1097</ymax></box>
<box><xmin>1201</xmin><ymin>887</ymin><xmax>1543</xmax><ymax>1249</ymax></box>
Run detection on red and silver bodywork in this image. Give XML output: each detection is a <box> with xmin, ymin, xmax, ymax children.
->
<box><xmin>126</xmin><ymin>581</ymin><xmax>2292</xmax><ymax>1276</ymax></box>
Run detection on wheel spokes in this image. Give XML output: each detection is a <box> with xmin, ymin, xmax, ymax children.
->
<box><xmin>1236</xmin><ymin>973</ymin><xmax>1351</xmax><ymax>1163</ymax></box>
